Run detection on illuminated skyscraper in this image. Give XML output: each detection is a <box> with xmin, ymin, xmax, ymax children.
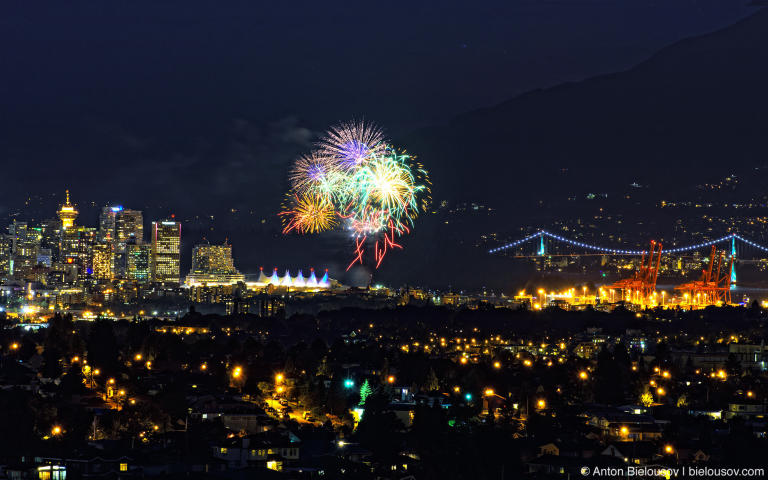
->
<box><xmin>151</xmin><ymin>220</ymin><xmax>181</xmax><ymax>284</ymax></box>
<box><xmin>9</xmin><ymin>221</ymin><xmax>40</xmax><ymax>277</ymax></box>
<box><xmin>57</xmin><ymin>190</ymin><xmax>78</xmax><ymax>230</ymax></box>
<box><xmin>116</xmin><ymin>209</ymin><xmax>143</xmax><ymax>249</ymax></box>
<box><xmin>0</xmin><ymin>234</ymin><xmax>12</xmax><ymax>276</ymax></box>
<box><xmin>99</xmin><ymin>206</ymin><xmax>122</xmax><ymax>242</ymax></box>
<box><xmin>185</xmin><ymin>241</ymin><xmax>245</xmax><ymax>285</ymax></box>
<box><xmin>126</xmin><ymin>242</ymin><xmax>151</xmax><ymax>282</ymax></box>
<box><xmin>92</xmin><ymin>242</ymin><xmax>114</xmax><ymax>280</ymax></box>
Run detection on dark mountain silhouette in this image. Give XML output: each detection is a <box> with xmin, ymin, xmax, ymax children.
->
<box><xmin>372</xmin><ymin>7</ymin><xmax>768</xmax><ymax>291</ymax></box>
<box><xmin>405</xmin><ymin>7</ymin><xmax>768</xmax><ymax>212</ymax></box>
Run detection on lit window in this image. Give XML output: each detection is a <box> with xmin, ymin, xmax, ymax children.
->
<box><xmin>119</xmin><ymin>463</ymin><xmax>128</xmax><ymax>472</ymax></box>
<box><xmin>220</xmin><ymin>448</ymin><xmax>228</xmax><ymax>454</ymax></box>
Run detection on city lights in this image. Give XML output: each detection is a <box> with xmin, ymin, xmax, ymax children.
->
<box><xmin>6</xmin><ymin>8</ymin><xmax>768</xmax><ymax>476</ymax></box>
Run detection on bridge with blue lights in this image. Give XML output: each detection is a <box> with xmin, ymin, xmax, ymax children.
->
<box><xmin>489</xmin><ymin>230</ymin><xmax>768</xmax><ymax>287</ymax></box>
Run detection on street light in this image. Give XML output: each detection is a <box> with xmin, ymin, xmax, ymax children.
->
<box><xmin>275</xmin><ymin>373</ymin><xmax>284</xmax><ymax>383</ymax></box>
<box><xmin>344</xmin><ymin>379</ymin><xmax>355</xmax><ymax>389</ymax></box>
<box><xmin>579</xmin><ymin>371</ymin><xmax>588</xmax><ymax>380</ymax></box>
<box><xmin>537</xmin><ymin>399</ymin><xmax>546</xmax><ymax>409</ymax></box>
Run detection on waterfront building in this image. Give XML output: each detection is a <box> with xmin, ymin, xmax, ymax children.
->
<box><xmin>185</xmin><ymin>242</ymin><xmax>245</xmax><ymax>286</ymax></box>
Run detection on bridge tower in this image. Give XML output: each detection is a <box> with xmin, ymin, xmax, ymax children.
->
<box><xmin>538</xmin><ymin>233</ymin><xmax>545</xmax><ymax>256</ymax></box>
<box><xmin>730</xmin><ymin>236</ymin><xmax>737</xmax><ymax>286</ymax></box>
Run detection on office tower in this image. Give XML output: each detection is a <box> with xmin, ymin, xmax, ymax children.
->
<box><xmin>92</xmin><ymin>242</ymin><xmax>114</xmax><ymax>281</ymax></box>
<box><xmin>0</xmin><ymin>234</ymin><xmax>12</xmax><ymax>276</ymax></box>
<box><xmin>57</xmin><ymin>190</ymin><xmax>78</xmax><ymax>230</ymax></box>
<box><xmin>151</xmin><ymin>220</ymin><xmax>181</xmax><ymax>284</ymax></box>
<box><xmin>99</xmin><ymin>206</ymin><xmax>122</xmax><ymax>242</ymax></box>
<box><xmin>76</xmin><ymin>227</ymin><xmax>98</xmax><ymax>280</ymax></box>
<box><xmin>59</xmin><ymin>227</ymin><xmax>80</xmax><ymax>266</ymax></box>
<box><xmin>126</xmin><ymin>241</ymin><xmax>151</xmax><ymax>282</ymax></box>
<box><xmin>116</xmin><ymin>209</ymin><xmax>143</xmax><ymax>249</ymax></box>
<box><xmin>9</xmin><ymin>221</ymin><xmax>40</xmax><ymax>277</ymax></box>
<box><xmin>185</xmin><ymin>241</ymin><xmax>245</xmax><ymax>285</ymax></box>
<box><xmin>39</xmin><ymin>218</ymin><xmax>61</xmax><ymax>261</ymax></box>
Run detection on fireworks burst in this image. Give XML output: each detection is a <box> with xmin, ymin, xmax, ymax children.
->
<box><xmin>280</xmin><ymin>193</ymin><xmax>337</xmax><ymax>234</ymax></box>
<box><xmin>281</xmin><ymin>120</ymin><xmax>430</xmax><ymax>269</ymax></box>
<box><xmin>317</xmin><ymin>120</ymin><xmax>386</xmax><ymax>169</ymax></box>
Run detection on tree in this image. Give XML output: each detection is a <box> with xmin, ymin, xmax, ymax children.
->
<box><xmin>639</xmin><ymin>388</ymin><xmax>654</xmax><ymax>407</ymax></box>
<box><xmin>423</xmin><ymin>367</ymin><xmax>439</xmax><ymax>392</ymax></box>
<box><xmin>359</xmin><ymin>379</ymin><xmax>373</xmax><ymax>406</ymax></box>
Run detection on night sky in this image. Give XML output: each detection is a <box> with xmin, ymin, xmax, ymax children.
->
<box><xmin>0</xmin><ymin>0</ymin><xmax>759</xmax><ymax>285</ymax></box>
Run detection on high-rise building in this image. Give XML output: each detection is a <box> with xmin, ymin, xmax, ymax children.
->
<box><xmin>99</xmin><ymin>206</ymin><xmax>122</xmax><ymax>242</ymax></box>
<box><xmin>151</xmin><ymin>220</ymin><xmax>181</xmax><ymax>284</ymax></box>
<box><xmin>126</xmin><ymin>240</ymin><xmax>151</xmax><ymax>282</ymax></box>
<box><xmin>39</xmin><ymin>218</ymin><xmax>61</xmax><ymax>261</ymax></box>
<box><xmin>57</xmin><ymin>190</ymin><xmax>78</xmax><ymax>230</ymax></box>
<box><xmin>9</xmin><ymin>221</ymin><xmax>40</xmax><ymax>277</ymax></box>
<box><xmin>92</xmin><ymin>242</ymin><xmax>114</xmax><ymax>281</ymax></box>
<box><xmin>185</xmin><ymin>241</ymin><xmax>245</xmax><ymax>285</ymax></box>
<box><xmin>0</xmin><ymin>234</ymin><xmax>12</xmax><ymax>276</ymax></box>
<box><xmin>116</xmin><ymin>209</ymin><xmax>143</xmax><ymax>249</ymax></box>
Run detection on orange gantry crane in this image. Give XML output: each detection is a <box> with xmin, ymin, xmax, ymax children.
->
<box><xmin>610</xmin><ymin>240</ymin><xmax>662</xmax><ymax>305</ymax></box>
<box><xmin>674</xmin><ymin>246</ymin><xmax>733</xmax><ymax>305</ymax></box>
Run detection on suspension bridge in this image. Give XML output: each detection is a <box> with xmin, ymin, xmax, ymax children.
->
<box><xmin>488</xmin><ymin>230</ymin><xmax>768</xmax><ymax>307</ymax></box>
<box><xmin>489</xmin><ymin>230</ymin><xmax>767</xmax><ymax>257</ymax></box>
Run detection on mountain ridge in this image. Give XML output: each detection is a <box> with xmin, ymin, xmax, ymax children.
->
<box><xmin>405</xmin><ymin>7</ymin><xmax>768</xmax><ymax>211</ymax></box>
